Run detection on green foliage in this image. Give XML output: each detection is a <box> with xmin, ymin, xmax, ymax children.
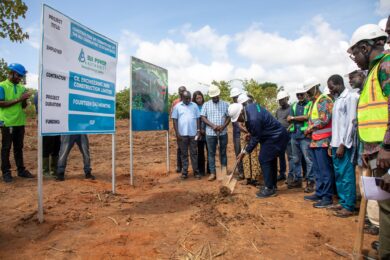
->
<box><xmin>0</xmin><ymin>0</ymin><xmax>29</xmax><ymax>42</ymax></box>
<box><xmin>244</xmin><ymin>80</ymin><xmax>278</xmax><ymax>114</ymax></box>
<box><xmin>116</xmin><ymin>88</ymin><xmax>130</xmax><ymax>119</ymax></box>
<box><xmin>0</xmin><ymin>58</ymin><xmax>8</xmax><ymax>82</ymax></box>
<box><xmin>168</xmin><ymin>92</ymin><xmax>179</xmax><ymax>109</ymax></box>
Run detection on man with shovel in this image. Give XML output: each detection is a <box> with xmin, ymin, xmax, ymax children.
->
<box><xmin>201</xmin><ymin>85</ymin><xmax>230</xmax><ymax>181</ymax></box>
<box><xmin>228</xmin><ymin>94</ymin><xmax>289</xmax><ymax>198</ymax></box>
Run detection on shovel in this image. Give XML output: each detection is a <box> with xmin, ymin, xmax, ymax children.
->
<box><xmin>220</xmin><ymin>146</ymin><xmax>247</xmax><ymax>195</ymax></box>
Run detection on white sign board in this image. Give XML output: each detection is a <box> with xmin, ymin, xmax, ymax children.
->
<box><xmin>40</xmin><ymin>4</ymin><xmax>117</xmax><ymax>135</ymax></box>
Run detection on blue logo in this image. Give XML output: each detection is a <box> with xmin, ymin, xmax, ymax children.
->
<box><xmin>78</xmin><ymin>49</ymin><xmax>85</xmax><ymax>63</ymax></box>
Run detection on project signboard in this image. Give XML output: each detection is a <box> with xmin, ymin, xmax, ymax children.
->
<box><xmin>40</xmin><ymin>4</ymin><xmax>118</xmax><ymax>135</ymax></box>
<box><xmin>131</xmin><ymin>57</ymin><xmax>169</xmax><ymax>131</ymax></box>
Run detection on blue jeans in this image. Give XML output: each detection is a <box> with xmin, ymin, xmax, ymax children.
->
<box><xmin>311</xmin><ymin>148</ymin><xmax>334</xmax><ymax>202</ymax></box>
<box><xmin>206</xmin><ymin>134</ymin><xmax>228</xmax><ymax>174</ymax></box>
<box><xmin>332</xmin><ymin>147</ymin><xmax>356</xmax><ymax>211</ymax></box>
<box><xmin>291</xmin><ymin>138</ymin><xmax>313</xmax><ymax>181</ymax></box>
<box><xmin>278</xmin><ymin>137</ymin><xmax>294</xmax><ymax>178</ymax></box>
<box><xmin>57</xmin><ymin>135</ymin><xmax>91</xmax><ymax>175</ymax></box>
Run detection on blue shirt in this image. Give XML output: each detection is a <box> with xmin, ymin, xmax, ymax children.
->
<box><xmin>200</xmin><ymin>100</ymin><xmax>229</xmax><ymax>136</ymax></box>
<box><xmin>171</xmin><ymin>101</ymin><xmax>200</xmax><ymax>136</ymax></box>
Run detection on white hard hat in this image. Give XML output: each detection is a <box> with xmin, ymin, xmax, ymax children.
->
<box><xmin>230</xmin><ymin>87</ymin><xmax>243</xmax><ymax>98</ymax></box>
<box><xmin>348</xmin><ymin>24</ymin><xmax>388</xmax><ymax>53</ymax></box>
<box><xmin>208</xmin><ymin>85</ymin><xmax>221</xmax><ymax>97</ymax></box>
<box><xmin>228</xmin><ymin>103</ymin><xmax>243</xmax><ymax>122</ymax></box>
<box><xmin>276</xmin><ymin>91</ymin><xmax>289</xmax><ymax>100</ymax></box>
<box><xmin>295</xmin><ymin>85</ymin><xmax>306</xmax><ymax>94</ymax></box>
<box><xmin>237</xmin><ymin>93</ymin><xmax>249</xmax><ymax>104</ymax></box>
<box><xmin>303</xmin><ymin>78</ymin><xmax>320</xmax><ymax>92</ymax></box>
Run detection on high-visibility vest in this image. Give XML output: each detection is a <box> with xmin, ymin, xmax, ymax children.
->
<box><xmin>357</xmin><ymin>55</ymin><xmax>389</xmax><ymax>143</ymax></box>
<box><xmin>290</xmin><ymin>101</ymin><xmax>312</xmax><ymax>132</ymax></box>
<box><xmin>309</xmin><ymin>94</ymin><xmax>333</xmax><ymax>141</ymax></box>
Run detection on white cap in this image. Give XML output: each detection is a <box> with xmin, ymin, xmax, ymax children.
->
<box><xmin>303</xmin><ymin>78</ymin><xmax>320</xmax><ymax>92</ymax></box>
<box><xmin>208</xmin><ymin>85</ymin><xmax>221</xmax><ymax>97</ymax></box>
<box><xmin>230</xmin><ymin>87</ymin><xmax>243</xmax><ymax>98</ymax></box>
<box><xmin>228</xmin><ymin>103</ymin><xmax>243</xmax><ymax>122</ymax></box>
<box><xmin>237</xmin><ymin>93</ymin><xmax>250</xmax><ymax>104</ymax></box>
<box><xmin>348</xmin><ymin>24</ymin><xmax>388</xmax><ymax>53</ymax></box>
<box><xmin>276</xmin><ymin>91</ymin><xmax>289</xmax><ymax>100</ymax></box>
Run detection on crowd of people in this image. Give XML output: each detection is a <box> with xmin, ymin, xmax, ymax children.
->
<box><xmin>1</xmin><ymin>17</ymin><xmax>390</xmax><ymax>260</ymax></box>
<box><xmin>171</xmin><ymin>20</ymin><xmax>390</xmax><ymax>259</ymax></box>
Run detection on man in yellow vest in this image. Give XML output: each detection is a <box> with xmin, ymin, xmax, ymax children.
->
<box><xmin>0</xmin><ymin>63</ymin><xmax>33</xmax><ymax>182</ymax></box>
<box><xmin>287</xmin><ymin>85</ymin><xmax>314</xmax><ymax>191</ymax></box>
<box><xmin>348</xmin><ymin>23</ymin><xmax>390</xmax><ymax>259</ymax></box>
<box><xmin>302</xmin><ymin>78</ymin><xmax>334</xmax><ymax>208</ymax></box>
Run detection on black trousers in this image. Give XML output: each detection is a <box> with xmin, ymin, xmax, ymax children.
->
<box><xmin>1</xmin><ymin>126</ymin><xmax>25</xmax><ymax>174</ymax></box>
<box><xmin>42</xmin><ymin>135</ymin><xmax>61</xmax><ymax>158</ymax></box>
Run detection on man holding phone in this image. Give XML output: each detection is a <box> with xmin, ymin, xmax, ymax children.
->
<box><xmin>0</xmin><ymin>63</ymin><xmax>33</xmax><ymax>183</ymax></box>
<box><xmin>348</xmin><ymin>22</ymin><xmax>390</xmax><ymax>258</ymax></box>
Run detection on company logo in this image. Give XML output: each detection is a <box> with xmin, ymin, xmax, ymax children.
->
<box><xmin>78</xmin><ymin>49</ymin><xmax>86</xmax><ymax>62</ymax></box>
<box><xmin>78</xmin><ymin>48</ymin><xmax>106</xmax><ymax>74</ymax></box>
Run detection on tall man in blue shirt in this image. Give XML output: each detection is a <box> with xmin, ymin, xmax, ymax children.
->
<box><xmin>230</xmin><ymin>98</ymin><xmax>289</xmax><ymax>198</ymax></box>
<box><xmin>172</xmin><ymin>91</ymin><xmax>201</xmax><ymax>179</ymax></box>
<box><xmin>201</xmin><ymin>85</ymin><xmax>230</xmax><ymax>181</ymax></box>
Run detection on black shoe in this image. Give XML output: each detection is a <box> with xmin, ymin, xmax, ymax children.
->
<box><xmin>371</xmin><ymin>240</ymin><xmax>379</xmax><ymax>252</ymax></box>
<box><xmin>277</xmin><ymin>175</ymin><xmax>286</xmax><ymax>182</ymax></box>
<box><xmin>56</xmin><ymin>173</ymin><xmax>65</xmax><ymax>181</ymax></box>
<box><xmin>181</xmin><ymin>174</ymin><xmax>188</xmax><ymax>179</ymax></box>
<box><xmin>85</xmin><ymin>173</ymin><xmax>96</xmax><ymax>180</ymax></box>
<box><xmin>176</xmin><ymin>168</ymin><xmax>182</xmax><ymax>173</ymax></box>
<box><xmin>3</xmin><ymin>173</ymin><xmax>13</xmax><ymax>183</ymax></box>
<box><xmin>288</xmin><ymin>179</ymin><xmax>302</xmax><ymax>189</ymax></box>
<box><xmin>304</xmin><ymin>181</ymin><xmax>315</xmax><ymax>193</ymax></box>
<box><xmin>256</xmin><ymin>187</ymin><xmax>276</xmax><ymax>198</ymax></box>
<box><xmin>304</xmin><ymin>194</ymin><xmax>321</xmax><ymax>202</ymax></box>
<box><xmin>313</xmin><ymin>199</ymin><xmax>332</xmax><ymax>208</ymax></box>
<box><xmin>17</xmin><ymin>170</ymin><xmax>34</xmax><ymax>178</ymax></box>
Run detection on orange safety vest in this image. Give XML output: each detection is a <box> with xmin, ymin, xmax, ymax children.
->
<box><xmin>309</xmin><ymin>94</ymin><xmax>333</xmax><ymax>141</ymax></box>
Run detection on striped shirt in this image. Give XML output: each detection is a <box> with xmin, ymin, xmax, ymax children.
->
<box><xmin>200</xmin><ymin>100</ymin><xmax>229</xmax><ymax>136</ymax></box>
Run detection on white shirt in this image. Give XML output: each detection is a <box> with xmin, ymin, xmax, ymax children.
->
<box><xmin>330</xmin><ymin>88</ymin><xmax>359</xmax><ymax>148</ymax></box>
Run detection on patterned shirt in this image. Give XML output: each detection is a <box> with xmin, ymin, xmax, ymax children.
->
<box><xmin>200</xmin><ymin>100</ymin><xmax>229</xmax><ymax>136</ymax></box>
<box><xmin>362</xmin><ymin>51</ymin><xmax>390</xmax><ymax>155</ymax></box>
<box><xmin>308</xmin><ymin>94</ymin><xmax>333</xmax><ymax>148</ymax></box>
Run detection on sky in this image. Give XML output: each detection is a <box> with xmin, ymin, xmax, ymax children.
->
<box><xmin>1</xmin><ymin>0</ymin><xmax>390</xmax><ymax>95</ymax></box>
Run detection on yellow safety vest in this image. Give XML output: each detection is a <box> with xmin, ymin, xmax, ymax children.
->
<box><xmin>310</xmin><ymin>94</ymin><xmax>332</xmax><ymax>140</ymax></box>
<box><xmin>357</xmin><ymin>55</ymin><xmax>389</xmax><ymax>143</ymax></box>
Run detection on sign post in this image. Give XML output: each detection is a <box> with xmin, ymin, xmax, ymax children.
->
<box><xmin>38</xmin><ymin>4</ymin><xmax>118</xmax><ymax>222</ymax></box>
<box><xmin>130</xmin><ymin>57</ymin><xmax>169</xmax><ymax>185</ymax></box>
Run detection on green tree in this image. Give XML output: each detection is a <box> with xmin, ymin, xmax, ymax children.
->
<box><xmin>244</xmin><ymin>80</ymin><xmax>278</xmax><ymax>114</ymax></box>
<box><xmin>0</xmin><ymin>58</ymin><xmax>8</xmax><ymax>81</ymax></box>
<box><xmin>116</xmin><ymin>88</ymin><xmax>130</xmax><ymax>119</ymax></box>
<box><xmin>0</xmin><ymin>0</ymin><xmax>29</xmax><ymax>42</ymax></box>
<box><xmin>168</xmin><ymin>92</ymin><xmax>179</xmax><ymax>110</ymax></box>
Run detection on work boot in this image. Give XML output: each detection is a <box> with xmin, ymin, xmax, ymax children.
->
<box><xmin>256</xmin><ymin>187</ymin><xmax>276</xmax><ymax>198</ymax></box>
<box><xmin>56</xmin><ymin>172</ymin><xmax>65</xmax><ymax>181</ymax></box>
<box><xmin>304</xmin><ymin>181</ymin><xmax>315</xmax><ymax>193</ymax></box>
<box><xmin>50</xmin><ymin>156</ymin><xmax>58</xmax><ymax>177</ymax></box>
<box><xmin>208</xmin><ymin>173</ymin><xmax>216</xmax><ymax>181</ymax></box>
<box><xmin>287</xmin><ymin>179</ymin><xmax>302</xmax><ymax>189</ymax></box>
<box><xmin>42</xmin><ymin>157</ymin><xmax>50</xmax><ymax>177</ymax></box>
<box><xmin>85</xmin><ymin>171</ymin><xmax>96</xmax><ymax>180</ymax></box>
<box><xmin>17</xmin><ymin>170</ymin><xmax>34</xmax><ymax>178</ymax></box>
<box><xmin>3</xmin><ymin>172</ymin><xmax>13</xmax><ymax>183</ymax></box>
